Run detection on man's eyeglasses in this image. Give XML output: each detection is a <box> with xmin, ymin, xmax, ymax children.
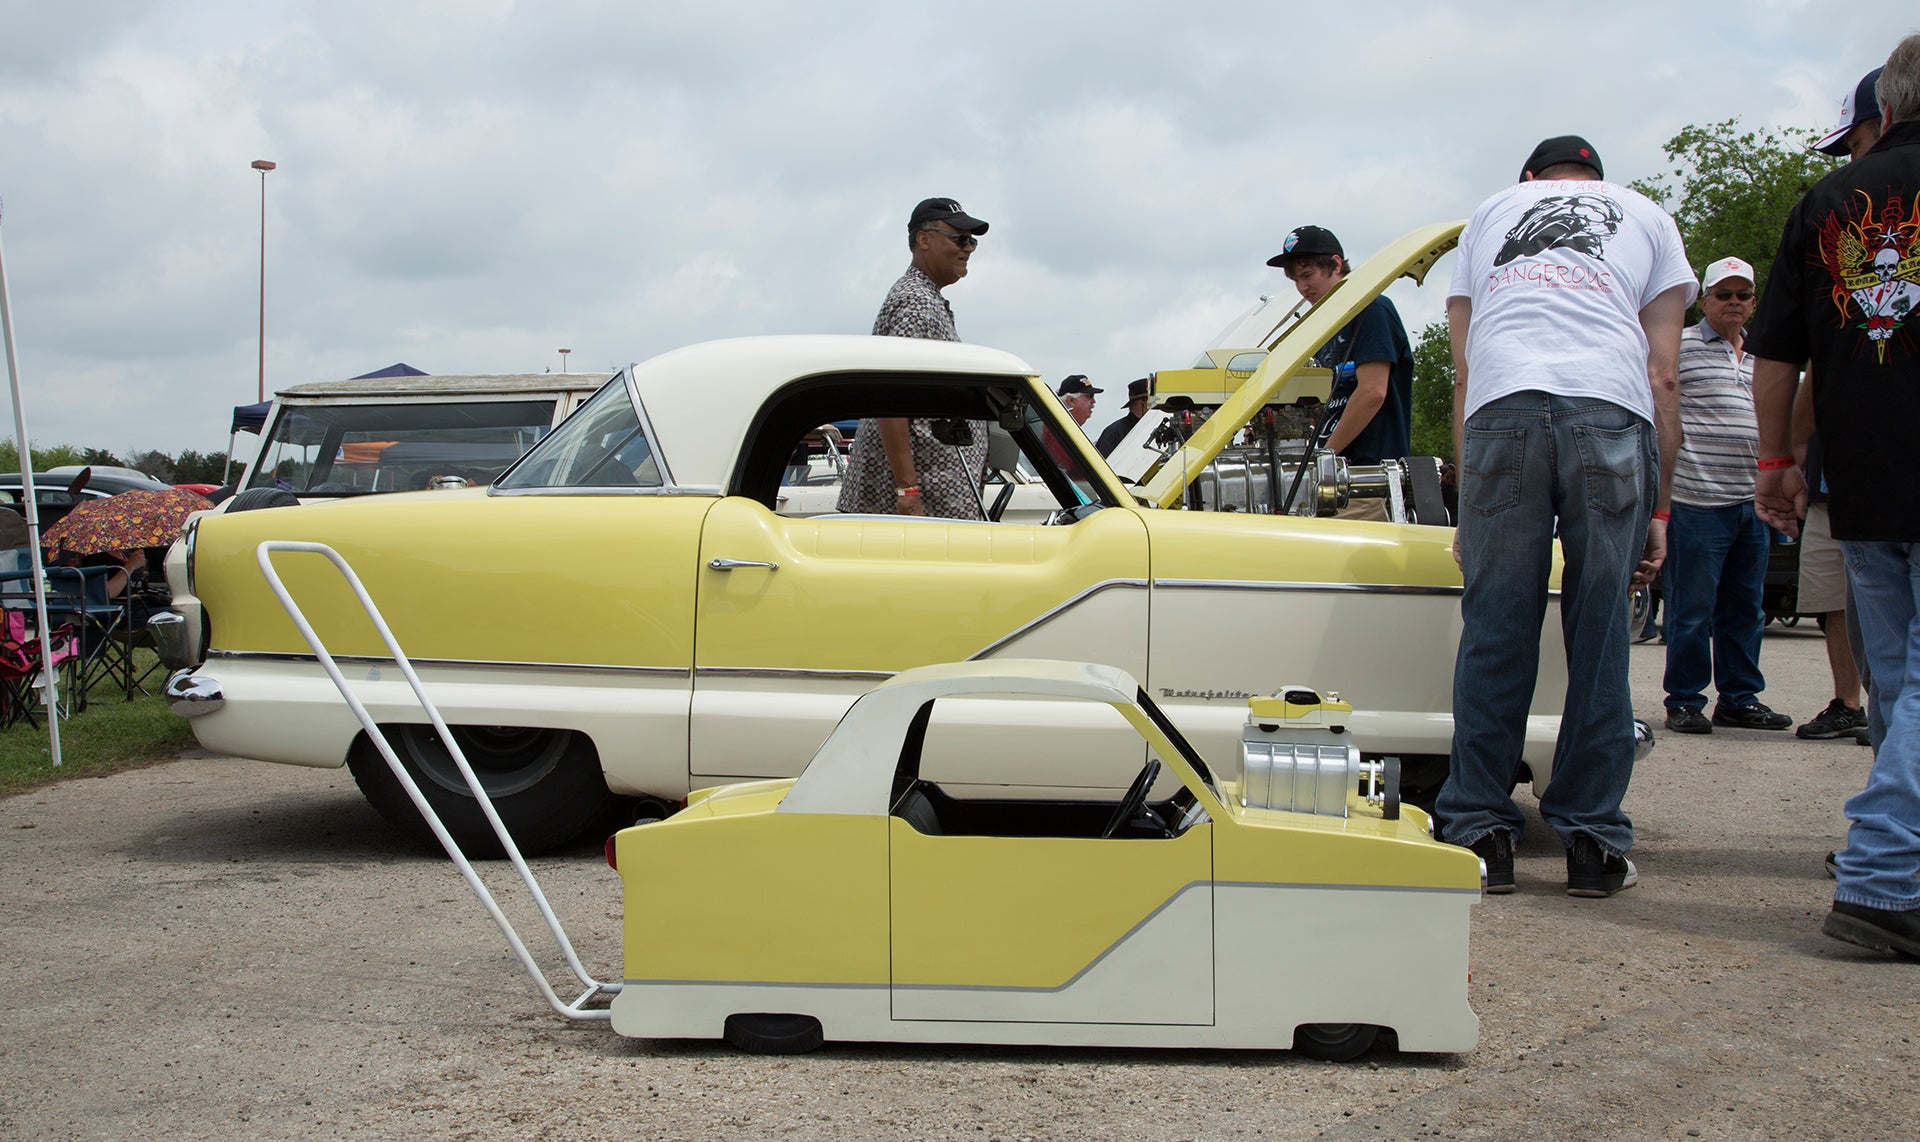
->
<box><xmin>926</xmin><ymin>227</ymin><xmax>978</xmax><ymax>250</ymax></box>
<box><xmin>1709</xmin><ymin>289</ymin><xmax>1755</xmax><ymax>301</ymax></box>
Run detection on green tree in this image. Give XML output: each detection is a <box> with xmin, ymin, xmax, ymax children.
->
<box><xmin>1629</xmin><ymin>119</ymin><xmax>1836</xmax><ymax>295</ymax></box>
<box><xmin>170</xmin><ymin>449</ymin><xmax>230</xmax><ymax>484</ymax></box>
<box><xmin>1409</xmin><ymin>319</ymin><xmax>1455</xmax><ymax>462</ymax></box>
<box><xmin>0</xmin><ymin>439</ymin><xmax>88</xmax><ymax>472</ymax></box>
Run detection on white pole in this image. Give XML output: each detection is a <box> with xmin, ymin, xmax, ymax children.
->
<box><xmin>0</xmin><ymin>197</ymin><xmax>64</xmax><ymax>765</ymax></box>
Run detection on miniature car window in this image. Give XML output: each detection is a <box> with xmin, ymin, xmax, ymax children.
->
<box><xmin>906</xmin><ymin>697</ymin><xmax>1188</xmax><ymax>840</ymax></box>
<box><xmin>246</xmin><ymin>400</ymin><xmax>558</xmax><ymax>494</ymax></box>
<box><xmin>494</xmin><ymin>381</ymin><xmax>663</xmax><ymax>491</ymax></box>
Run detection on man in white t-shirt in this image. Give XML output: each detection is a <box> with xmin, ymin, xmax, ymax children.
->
<box><xmin>1435</xmin><ymin>135</ymin><xmax>1694</xmax><ymax>898</ymax></box>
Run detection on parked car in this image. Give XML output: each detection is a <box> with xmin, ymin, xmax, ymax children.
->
<box><xmin>159</xmin><ymin>372</ymin><xmax>611</xmax><ymax>669</ymax></box>
<box><xmin>607</xmin><ymin>659</ymin><xmax>1480</xmax><ymax>1057</ymax></box>
<box><xmin>0</xmin><ymin>466</ymin><xmax>175</xmax><ymax>530</ymax></box>
<box><xmin>169</xmin><ymin>329</ymin><xmax>1570</xmax><ymax>854</ymax></box>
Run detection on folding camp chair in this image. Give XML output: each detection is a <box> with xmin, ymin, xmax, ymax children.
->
<box><xmin>37</xmin><ymin>565</ymin><xmax>131</xmax><ymax>709</ymax></box>
<box><xmin>0</xmin><ymin>608</ymin><xmax>78</xmax><ymax>727</ymax></box>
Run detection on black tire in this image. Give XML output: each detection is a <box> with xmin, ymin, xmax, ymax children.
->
<box><xmin>723</xmin><ymin>1013</ymin><xmax>824</xmax><ymax>1055</ymax></box>
<box><xmin>1293</xmin><ymin>1023</ymin><xmax>1380</xmax><ymax>1061</ymax></box>
<box><xmin>225</xmin><ymin>487</ymin><xmax>301</xmax><ymax>513</ymax></box>
<box><xmin>345</xmin><ymin>725</ymin><xmax>613</xmax><ymax>856</ymax></box>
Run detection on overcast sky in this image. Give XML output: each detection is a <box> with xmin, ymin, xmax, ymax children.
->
<box><xmin>0</xmin><ymin>1</ymin><xmax>1908</xmax><ymax>463</ymax></box>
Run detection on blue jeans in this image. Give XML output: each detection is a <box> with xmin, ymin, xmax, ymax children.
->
<box><xmin>1833</xmin><ymin>541</ymin><xmax>1920</xmax><ymax>911</ymax></box>
<box><xmin>1437</xmin><ymin>392</ymin><xmax>1655</xmax><ymax>858</ymax></box>
<box><xmin>1662</xmin><ymin>500</ymin><xmax>1769</xmax><ymax>710</ymax></box>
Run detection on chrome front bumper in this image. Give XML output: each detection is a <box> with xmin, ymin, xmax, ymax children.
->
<box><xmin>165</xmin><ymin>670</ymin><xmax>224</xmax><ymax>717</ymax></box>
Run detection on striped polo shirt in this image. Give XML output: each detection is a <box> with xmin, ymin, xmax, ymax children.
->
<box><xmin>1672</xmin><ymin>319</ymin><xmax>1757</xmax><ymax>507</ymax></box>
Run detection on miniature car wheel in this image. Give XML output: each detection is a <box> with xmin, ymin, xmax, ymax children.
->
<box><xmin>1102</xmin><ymin>758</ymin><xmax>1162</xmax><ymax>839</ymax></box>
<box><xmin>1293</xmin><ymin>1022</ymin><xmax>1380</xmax><ymax>1061</ymax></box>
<box><xmin>723</xmin><ymin>1013</ymin><xmax>824</xmax><ymax>1055</ymax></box>
<box><xmin>346</xmin><ymin>725</ymin><xmax>613</xmax><ymax>856</ymax></box>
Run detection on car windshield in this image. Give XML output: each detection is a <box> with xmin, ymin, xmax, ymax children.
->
<box><xmin>493</xmin><ymin>378</ymin><xmax>662</xmax><ymax>491</ymax></box>
<box><xmin>246</xmin><ymin>400</ymin><xmax>558</xmax><ymax>495</ymax></box>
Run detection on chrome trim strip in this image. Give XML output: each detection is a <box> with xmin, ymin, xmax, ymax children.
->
<box><xmin>204</xmin><ymin>650</ymin><xmax>690</xmax><ymax>677</ymax></box>
<box><xmin>966</xmin><ymin>579</ymin><xmax>1151</xmax><ymax>660</ymax></box>
<box><xmin>489</xmin><ymin>485</ymin><xmax>721</xmax><ymax>498</ymax></box>
<box><xmin>696</xmin><ymin>666</ymin><xmax>895</xmax><ymax>682</ymax></box>
<box><xmin>1152</xmin><ymin>578</ymin><xmax>1463</xmax><ymax>597</ymax></box>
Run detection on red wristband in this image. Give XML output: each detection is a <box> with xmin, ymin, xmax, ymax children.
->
<box><xmin>1757</xmin><ymin>456</ymin><xmax>1795</xmax><ymax>471</ymax></box>
<box><xmin>1651</xmin><ymin>510</ymin><xmax>1670</xmax><ymax>522</ymax></box>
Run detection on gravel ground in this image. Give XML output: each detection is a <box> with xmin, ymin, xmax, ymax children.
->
<box><xmin>2</xmin><ymin>624</ymin><xmax>1916</xmax><ymax>1141</ymax></box>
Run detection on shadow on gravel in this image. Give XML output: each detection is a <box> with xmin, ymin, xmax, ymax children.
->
<box><xmin>124</xmin><ymin>788</ymin><xmax>620</xmax><ymax>867</ymax></box>
<box><xmin>606</xmin><ymin>1032</ymin><xmax>1468</xmax><ymax>1071</ymax></box>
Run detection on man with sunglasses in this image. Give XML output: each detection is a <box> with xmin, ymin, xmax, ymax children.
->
<box><xmin>840</xmin><ymin>197</ymin><xmax>992</xmax><ymax>519</ymax></box>
<box><xmin>1661</xmin><ymin>257</ymin><xmax>1793</xmax><ymax>736</ymax></box>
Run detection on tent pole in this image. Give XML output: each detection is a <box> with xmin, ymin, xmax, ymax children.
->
<box><xmin>0</xmin><ymin>198</ymin><xmax>64</xmax><ymax>765</ymax></box>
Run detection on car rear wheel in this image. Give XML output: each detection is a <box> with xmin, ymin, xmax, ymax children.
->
<box><xmin>1293</xmin><ymin>1022</ymin><xmax>1380</xmax><ymax>1061</ymax></box>
<box><xmin>346</xmin><ymin>725</ymin><xmax>613</xmax><ymax>856</ymax></box>
<box><xmin>723</xmin><ymin>1013</ymin><xmax>824</xmax><ymax>1055</ymax></box>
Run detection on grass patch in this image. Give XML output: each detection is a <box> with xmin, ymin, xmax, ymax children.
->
<box><xmin>0</xmin><ymin>650</ymin><xmax>195</xmax><ymax>794</ymax></box>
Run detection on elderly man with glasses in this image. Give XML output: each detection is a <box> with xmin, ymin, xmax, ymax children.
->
<box><xmin>839</xmin><ymin>197</ymin><xmax>993</xmax><ymax>519</ymax></box>
<box><xmin>1660</xmin><ymin>256</ymin><xmax>1793</xmax><ymax>736</ymax></box>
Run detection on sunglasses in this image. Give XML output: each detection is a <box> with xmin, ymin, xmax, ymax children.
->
<box><xmin>928</xmin><ymin>228</ymin><xmax>978</xmax><ymax>250</ymax></box>
<box><xmin>1709</xmin><ymin>289</ymin><xmax>1755</xmax><ymax>301</ymax></box>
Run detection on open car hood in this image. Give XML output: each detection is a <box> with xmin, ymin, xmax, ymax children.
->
<box><xmin>1137</xmin><ymin>221</ymin><xmax>1463</xmax><ymax>510</ymax></box>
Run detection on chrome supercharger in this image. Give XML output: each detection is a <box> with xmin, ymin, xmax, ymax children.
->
<box><xmin>1133</xmin><ymin>406</ymin><xmax>1451</xmax><ymax>524</ymax></box>
<box><xmin>1240</xmin><ymin>686</ymin><xmax>1400</xmax><ymax>820</ymax></box>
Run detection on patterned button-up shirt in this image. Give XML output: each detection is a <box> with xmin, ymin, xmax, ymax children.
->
<box><xmin>839</xmin><ymin>266</ymin><xmax>989</xmax><ymax>519</ymax></box>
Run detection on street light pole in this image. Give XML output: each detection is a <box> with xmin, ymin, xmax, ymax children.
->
<box><xmin>252</xmin><ymin>159</ymin><xmax>276</xmax><ymax>403</ymax></box>
<box><xmin>558</xmin><ymin>348</ymin><xmax>570</xmax><ymax>373</ymax></box>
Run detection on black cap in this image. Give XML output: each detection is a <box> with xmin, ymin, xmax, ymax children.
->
<box><xmin>909</xmin><ymin>197</ymin><xmax>989</xmax><ymax>235</ymax></box>
<box><xmin>1266</xmin><ymin>225</ymin><xmax>1344</xmax><ymax>268</ymax></box>
<box><xmin>1520</xmin><ymin>135</ymin><xmax>1604</xmax><ymax>182</ymax></box>
<box><xmin>1126</xmin><ymin>378</ymin><xmax>1149</xmax><ymax>399</ymax></box>
<box><xmin>1056</xmin><ymin>375</ymin><xmax>1102</xmax><ymax>397</ymax></box>
<box><xmin>1815</xmin><ymin>67</ymin><xmax>1884</xmax><ymax>156</ymax></box>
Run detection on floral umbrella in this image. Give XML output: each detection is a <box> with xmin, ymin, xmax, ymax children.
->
<box><xmin>38</xmin><ymin>487</ymin><xmax>214</xmax><ymax>556</ymax></box>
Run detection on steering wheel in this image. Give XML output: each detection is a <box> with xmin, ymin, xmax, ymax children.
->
<box><xmin>1102</xmin><ymin>758</ymin><xmax>1163</xmax><ymax>839</ymax></box>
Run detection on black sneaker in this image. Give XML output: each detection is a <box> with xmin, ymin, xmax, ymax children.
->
<box><xmin>1712</xmin><ymin>701</ymin><xmax>1793</xmax><ymax>731</ymax></box>
<box><xmin>1856</xmin><ymin>726</ymin><xmax>1873</xmax><ymax>747</ymax></box>
<box><xmin>1797</xmin><ymin>698</ymin><xmax>1866</xmax><ymax>740</ymax></box>
<box><xmin>1825</xmin><ymin>851</ymin><xmax>1839</xmax><ymax>878</ymax></box>
<box><xmin>1566</xmin><ymin>833</ymin><xmax>1638</xmax><ymax>897</ymax></box>
<box><xmin>1665</xmin><ymin>706</ymin><xmax>1712</xmax><ymax>734</ymax></box>
<box><xmin>1822</xmin><ymin>901</ymin><xmax>1920</xmax><ymax>958</ymax></box>
<box><xmin>1468</xmin><ymin>831</ymin><xmax>1515</xmax><ymax>894</ymax></box>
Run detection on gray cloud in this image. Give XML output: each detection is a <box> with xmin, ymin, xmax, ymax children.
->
<box><xmin>0</xmin><ymin>0</ymin><xmax>1906</xmax><ymax>462</ymax></box>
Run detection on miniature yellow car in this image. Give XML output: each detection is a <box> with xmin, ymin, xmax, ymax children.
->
<box><xmin>607</xmin><ymin>659</ymin><xmax>1481</xmax><ymax>1058</ymax></box>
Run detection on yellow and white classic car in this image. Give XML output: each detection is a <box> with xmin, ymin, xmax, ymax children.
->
<box><xmin>608</xmin><ymin>659</ymin><xmax>1481</xmax><ymax>1058</ymax></box>
<box><xmin>169</xmin><ymin>227</ymin><xmax>1568</xmax><ymax>853</ymax></box>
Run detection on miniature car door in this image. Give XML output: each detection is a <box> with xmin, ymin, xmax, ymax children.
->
<box><xmin>690</xmin><ymin>374</ymin><xmax>1152</xmax><ymax>794</ymax></box>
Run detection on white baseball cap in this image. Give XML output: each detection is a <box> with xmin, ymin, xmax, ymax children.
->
<box><xmin>1702</xmin><ymin>257</ymin><xmax>1755</xmax><ymax>291</ymax></box>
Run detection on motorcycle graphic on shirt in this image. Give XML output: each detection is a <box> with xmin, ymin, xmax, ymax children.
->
<box><xmin>1820</xmin><ymin>190</ymin><xmax>1920</xmax><ymax>362</ymax></box>
<box><xmin>1495</xmin><ymin>195</ymin><xmax>1624</xmax><ymax>266</ymax></box>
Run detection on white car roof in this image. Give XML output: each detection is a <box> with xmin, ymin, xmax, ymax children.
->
<box><xmin>627</xmin><ymin>335</ymin><xmax>1037</xmax><ymax>490</ymax></box>
<box><xmin>779</xmin><ymin>659</ymin><xmax>1140</xmax><ymax>818</ymax></box>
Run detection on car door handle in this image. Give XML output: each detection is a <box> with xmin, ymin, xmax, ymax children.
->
<box><xmin>707</xmin><ymin>558</ymin><xmax>780</xmax><ymax>572</ymax></box>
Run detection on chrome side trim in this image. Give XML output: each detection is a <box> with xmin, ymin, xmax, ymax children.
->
<box><xmin>696</xmin><ymin>666</ymin><xmax>895</xmax><ymax>682</ymax></box>
<box><xmin>488</xmin><ymin>485</ymin><xmax>721</xmax><ymax>499</ymax></box>
<box><xmin>203</xmin><ymin>650</ymin><xmax>690</xmax><ymax>678</ymax></box>
<box><xmin>1152</xmin><ymin>578</ymin><xmax>1464</xmax><ymax>597</ymax></box>
<box><xmin>966</xmin><ymin>579</ymin><xmax>1151</xmax><ymax>660</ymax></box>
<box><xmin>165</xmin><ymin>670</ymin><xmax>225</xmax><ymax>717</ymax></box>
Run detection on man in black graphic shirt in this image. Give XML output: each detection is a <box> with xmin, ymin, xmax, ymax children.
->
<box><xmin>1751</xmin><ymin>37</ymin><xmax>1920</xmax><ymax>958</ymax></box>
